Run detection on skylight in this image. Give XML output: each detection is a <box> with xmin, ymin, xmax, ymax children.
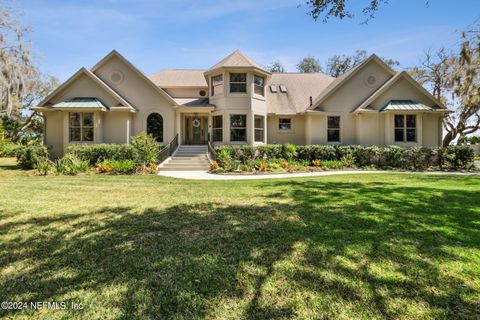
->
<box><xmin>279</xmin><ymin>84</ymin><xmax>287</xmax><ymax>93</ymax></box>
<box><xmin>270</xmin><ymin>85</ymin><xmax>277</xmax><ymax>93</ymax></box>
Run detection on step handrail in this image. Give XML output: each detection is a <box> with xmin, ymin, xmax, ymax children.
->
<box><xmin>207</xmin><ymin>140</ymin><xmax>216</xmax><ymax>162</ymax></box>
<box><xmin>157</xmin><ymin>134</ymin><xmax>179</xmax><ymax>164</ymax></box>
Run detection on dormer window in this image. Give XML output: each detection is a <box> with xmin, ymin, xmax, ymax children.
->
<box><xmin>230</xmin><ymin>73</ymin><xmax>247</xmax><ymax>93</ymax></box>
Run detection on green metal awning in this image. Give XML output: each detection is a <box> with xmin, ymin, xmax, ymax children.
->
<box><xmin>52</xmin><ymin>98</ymin><xmax>108</xmax><ymax>111</ymax></box>
<box><xmin>380</xmin><ymin>100</ymin><xmax>434</xmax><ymax>112</ymax></box>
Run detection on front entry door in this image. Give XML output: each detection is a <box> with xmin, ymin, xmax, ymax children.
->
<box><xmin>185</xmin><ymin>116</ymin><xmax>207</xmax><ymax>145</ymax></box>
<box><xmin>192</xmin><ymin>120</ymin><xmax>203</xmax><ymax>144</ymax></box>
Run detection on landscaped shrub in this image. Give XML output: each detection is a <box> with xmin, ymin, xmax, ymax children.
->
<box><xmin>96</xmin><ymin>159</ymin><xmax>137</xmax><ymax>174</ymax></box>
<box><xmin>131</xmin><ymin>132</ymin><xmax>161</xmax><ymax>168</ymax></box>
<box><xmin>282</xmin><ymin>143</ymin><xmax>297</xmax><ymax>161</ymax></box>
<box><xmin>52</xmin><ymin>153</ymin><xmax>90</xmax><ymax>175</ymax></box>
<box><xmin>401</xmin><ymin>147</ymin><xmax>434</xmax><ymax>170</ymax></box>
<box><xmin>216</xmin><ymin>148</ymin><xmax>234</xmax><ymax>171</ymax></box>
<box><xmin>68</xmin><ymin>144</ymin><xmax>136</xmax><ymax>166</ymax></box>
<box><xmin>15</xmin><ymin>140</ymin><xmax>49</xmax><ymax>169</ymax></box>
<box><xmin>256</xmin><ymin>144</ymin><xmax>283</xmax><ymax>159</ymax></box>
<box><xmin>443</xmin><ymin>145</ymin><xmax>475</xmax><ymax>170</ymax></box>
<box><xmin>296</xmin><ymin>145</ymin><xmax>337</xmax><ymax>161</ymax></box>
<box><xmin>354</xmin><ymin>146</ymin><xmax>382</xmax><ymax>167</ymax></box>
<box><xmin>213</xmin><ymin>143</ymin><xmax>475</xmax><ymax>172</ymax></box>
<box><xmin>321</xmin><ymin>160</ymin><xmax>346</xmax><ymax>169</ymax></box>
<box><xmin>382</xmin><ymin>145</ymin><xmax>405</xmax><ymax>168</ymax></box>
<box><xmin>35</xmin><ymin>159</ymin><xmax>52</xmax><ymax>176</ymax></box>
<box><xmin>0</xmin><ymin>142</ymin><xmax>17</xmax><ymax>157</ymax></box>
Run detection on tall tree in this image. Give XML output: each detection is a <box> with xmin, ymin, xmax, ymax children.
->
<box><xmin>265</xmin><ymin>61</ymin><xmax>285</xmax><ymax>73</ymax></box>
<box><xmin>297</xmin><ymin>56</ymin><xmax>322</xmax><ymax>73</ymax></box>
<box><xmin>410</xmin><ymin>23</ymin><xmax>480</xmax><ymax>146</ymax></box>
<box><xmin>325</xmin><ymin>50</ymin><xmax>399</xmax><ymax>77</ymax></box>
<box><xmin>304</xmin><ymin>0</ymin><xmax>428</xmax><ymax>23</ymax></box>
<box><xmin>0</xmin><ymin>4</ymin><xmax>57</xmax><ymax>141</ymax></box>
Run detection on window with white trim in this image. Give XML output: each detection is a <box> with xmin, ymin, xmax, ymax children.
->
<box><xmin>69</xmin><ymin>112</ymin><xmax>94</xmax><ymax>142</ymax></box>
<box><xmin>278</xmin><ymin>118</ymin><xmax>292</xmax><ymax>131</ymax></box>
<box><xmin>254</xmin><ymin>115</ymin><xmax>264</xmax><ymax>142</ymax></box>
<box><xmin>327</xmin><ymin>116</ymin><xmax>340</xmax><ymax>142</ymax></box>
<box><xmin>230</xmin><ymin>114</ymin><xmax>247</xmax><ymax>142</ymax></box>
<box><xmin>230</xmin><ymin>73</ymin><xmax>247</xmax><ymax>93</ymax></box>
<box><xmin>254</xmin><ymin>75</ymin><xmax>265</xmax><ymax>96</ymax></box>
<box><xmin>395</xmin><ymin>114</ymin><xmax>416</xmax><ymax>142</ymax></box>
<box><xmin>211</xmin><ymin>74</ymin><xmax>223</xmax><ymax>96</ymax></box>
<box><xmin>212</xmin><ymin>115</ymin><xmax>223</xmax><ymax>142</ymax></box>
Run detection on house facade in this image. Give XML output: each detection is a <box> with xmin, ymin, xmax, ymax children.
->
<box><xmin>34</xmin><ymin>50</ymin><xmax>449</xmax><ymax>158</ymax></box>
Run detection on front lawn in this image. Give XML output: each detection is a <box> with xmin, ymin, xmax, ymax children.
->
<box><xmin>0</xmin><ymin>158</ymin><xmax>479</xmax><ymax>319</ymax></box>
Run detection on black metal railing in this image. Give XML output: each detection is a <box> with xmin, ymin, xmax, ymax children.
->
<box><xmin>208</xmin><ymin>140</ymin><xmax>216</xmax><ymax>162</ymax></box>
<box><xmin>157</xmin><ymin>134</ymin><xmax>179</xmax><ymax>164</ymax></box>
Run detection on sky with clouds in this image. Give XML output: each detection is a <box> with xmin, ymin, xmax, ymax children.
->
<box><xmin>10</xmin><ymin>0</ymin><xmax>480</xmax><ymax>81</ymax></box>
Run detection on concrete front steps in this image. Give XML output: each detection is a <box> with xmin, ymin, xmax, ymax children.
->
<box><xmin>159</xmin><ymin>145</ymin><xmax>210</xmax><ymax>171</ymax></box>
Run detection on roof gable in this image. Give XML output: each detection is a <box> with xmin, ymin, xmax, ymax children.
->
<box><xmin>37</xmin><ymin>67</ymin><xmax>135</xmax><ymax>111</ymax></box>
<box><xmin>91</xmin><ymin>50</ymin><xmax>178</xmax><ymax>106</ymax></box>
<box><xmin>353</xmin><ymin>71</ymin><xmax>447</xmax><ymax>113</ymax></box>
<box><xmin>206</xmin><ymin>50</ymin><xmax>268</xmax><ymax>74</ymax></box>
<box><xmin>309</xmin><ymin>54</ymin><xmax>396</xmax><ymax>110</ymax></box>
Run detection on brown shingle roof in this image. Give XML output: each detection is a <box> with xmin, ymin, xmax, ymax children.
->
<box><xmin>207</xmin><ymin>50</ymin><xmax>264</xmax><ymax>71</ymax></box>
<box><xmin>266</xmin><ymin>73</ymin><xmax>335</xmax><ymax>114</ymax></box>
<box><xmin>149</xmin><ymin>70</ymin><xmax>207</xmax><ymax>88</ymax></box>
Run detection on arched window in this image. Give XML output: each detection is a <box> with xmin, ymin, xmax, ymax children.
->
<box><xmin>147</xmin><ymin>113</ymin><xmax>163</xmax><ymax>142</ymax></box>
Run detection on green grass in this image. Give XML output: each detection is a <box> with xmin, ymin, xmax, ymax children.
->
<box><xmin>1</xmin><ymin>158</ymin><xmax>479</xmax><ymax>319</ymax></box>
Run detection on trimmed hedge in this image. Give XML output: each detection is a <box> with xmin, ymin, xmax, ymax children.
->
<box><xmin>67</xmin><ymin>133</ymin><xmax>161</xmax><ymax>167</ymax></box>
<box><xmin>214</xmin><ymin>144</ymin><xmax>475</xmax><ymax>171</ymax></box>
<box><xmin>67</xmin><ymin>144</ymin><xmax>137</xmax><ymax>166</ymax></box>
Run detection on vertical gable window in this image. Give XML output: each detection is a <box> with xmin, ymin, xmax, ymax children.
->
<box><xmin>211</xmin><ymin>74</ymin><xmax>223</xmax><ymax>96</ymax></box>
<box><xmin>230</xmin><ymin>73</ymin><xmax>247</xmax><ymax>93</ymax></box>
<box><xmin>69</xmin><ymin>112</ymin><xmax>94</xmax><ymax>142</ymax></box>
<box><xmin>254</xmin><ymin>75</ymin><xmax>265</xmax><ymax>96</ymax></box>
<box><xmin>278</xmin><ymin>118</ymin><xmax>292</xmax><ymax>131</ymax></box>
<box><xmin>254</xmin><ymin>115</ymin><xmax>265</xmax><ymax>142</ymax></box>
<box><xmin>394</xmin><ymin>114</ymin><xmax>416</xmax><ymax>142</ymax></box>
<box><xmin>212</xmin><ymin>115</ymin><xmax>223</xmax><ymax>142</ymax></box>
<box><xmin>327</xmin><ymin>116</ymin><xmax>340</xmax><ymax>142</ymax></box>
<box><xmin>230</xmin><ymin>114</ymin><xmax>247</xmax><ymax>142</ymax></box>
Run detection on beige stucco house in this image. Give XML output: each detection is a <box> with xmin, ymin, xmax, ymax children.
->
<box><xmin>34</xmin><ymin>50</ymin><xmax>449</xmax><ymax>158</ymax></box>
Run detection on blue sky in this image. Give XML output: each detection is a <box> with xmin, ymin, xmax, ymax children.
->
<box><xmin>12</xmin><ymin>0</ymin><xmax>480</xmax><ymax>81</ymax></box>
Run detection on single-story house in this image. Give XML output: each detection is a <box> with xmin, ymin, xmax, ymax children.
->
<box><xmin>34</xmin><ymin>50</ymin><xmax>450</xmax><ymax>157</ymax></box>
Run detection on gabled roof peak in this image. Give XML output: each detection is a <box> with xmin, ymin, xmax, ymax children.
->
<box><xmin>206</xmin><ymin>50</ymin><xmax>268</xmax><ymax>74</ymax></box>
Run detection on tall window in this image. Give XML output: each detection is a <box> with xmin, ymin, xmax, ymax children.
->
<box><xmin>230</xmin><ymin>114</ymin><xmax>247</xmax><ymax>142</ymax></box>
<box><xmin>254</xmin><ymin>75</ymin><xmax>265</xmax><ymax>96</ymax></box>
<box><xmin>395</xmin><ymin>114</ymin><xmax>416</xmax><ymax>142</ymax></box>
<box><xmin>278</xmin><ymin>118</ymin><xmax>292</xmax><ymax>131</ymax></box>
<box><xmin>230</xmin><ymin>73</ymin><xmax>247</xmax><ymax>93</ymax></box>
<box><xmin>254</xmin><ymin>115</ymin><xmax>264</xmax><ymax>142</ymax></box>
<box><xmin>147</xmin><ymin>113</ymin><xmax>164</xmax><ymax>142</ymax></box>
<box><xmin>211</xmin><ymin>74</ymin><xmax>223</xmax><ymax>96</ymax></box>
<box><xmin>69</xmin><ymin>112</ymin><xmax>94</xmax><ymax>142</ymax></box>
<box><xmin>327</xmin><ymin>116</ymin><xmax>340</xmax><ymax>142</ymax></box>
<box><xmin>212</xmin><ymin>115</ymin><xmax>223</xmax><ymax>142</ymax></box>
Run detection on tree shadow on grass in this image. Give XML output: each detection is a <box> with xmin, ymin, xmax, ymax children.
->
<box><xmin>0</xmin><ymin>176</ymin><xmax>479</xmax><ymax>319</ymax></box>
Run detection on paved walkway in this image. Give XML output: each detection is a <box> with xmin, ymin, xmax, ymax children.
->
<box><xmin>158</xmin><ymin>170</ymin><xmax>479</xmax><ymax>180</ymax></box>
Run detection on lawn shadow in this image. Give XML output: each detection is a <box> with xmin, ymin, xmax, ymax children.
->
<box><xmin>0</xmin><ymin>175</ymin><xmax>479</xmax><ymax>318</ymax></box>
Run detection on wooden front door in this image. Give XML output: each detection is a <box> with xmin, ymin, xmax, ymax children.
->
<box><xmin>185</xmin><ymin>116</ymin><xmax>208</xmax><ymax>145</ymax></box>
